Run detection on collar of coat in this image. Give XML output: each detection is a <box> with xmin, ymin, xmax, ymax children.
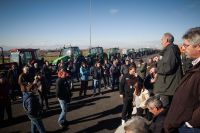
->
<box><xmin>192</xmin><ymin>57</ymin><xmax>200</xmax><ymax>66</ymax></box>
<box><xmin>179</xmin><ymin>61</ymin><xmax>200</xmax><ymax>85</ymax></box>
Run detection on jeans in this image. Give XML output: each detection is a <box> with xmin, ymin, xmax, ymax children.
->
<box><xmin>58</xmin><ymin>99</ymin><xmax>68</xmax><ymax>125</ymax></box>
<box><xmin>28</xmin><ymin>115</ymin><xmax>45</xmax><ymax>133</ymax></box>
<box><xmin>93</xmin><ymin>79</ymin><xmax>101</xmax><ymax>94</ymax></box>
<box><xmin>179</xmin><ymin>124</ymin><xmax>200</xmax><ymax>133</ymax></box>
<box><xmin>80</xmin><ymin>80</ymin><xmax>88</xmax><ymax>96</ymax></box>
<box><xmin>111</xmin><ymin>77</ymin><xmax>119</xmax><ymax>90</ymax></box>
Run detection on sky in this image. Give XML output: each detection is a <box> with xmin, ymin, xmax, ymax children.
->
<box><xmin>0</xmin><ymin>0</ymin><xmax>200</xmax><ymax>50</ymax></box>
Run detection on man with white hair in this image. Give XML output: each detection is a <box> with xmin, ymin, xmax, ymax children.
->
<box><xmin>164</xmin><ymin>27</ymin><xmax>200</xmax><ymax>133</ymax></box>
<box><xmin>115</xmin><ymin>116</ymin><xmax>150</xmax><ymax>133</ymax></box>
<box><xmin>153</xmin><ymin>33</ymin><xmax>183</xmax><ymax>106</ymax></box>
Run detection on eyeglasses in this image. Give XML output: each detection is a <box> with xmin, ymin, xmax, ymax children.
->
<box><xmin>183</xmin><ymin>43</ymin><xmax>190</xmax><ymax>48</ymax></box>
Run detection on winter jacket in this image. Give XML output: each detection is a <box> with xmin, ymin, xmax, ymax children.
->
<box><xmin>164</xmin><ymin>61</ymin><xmax>200</xmax><ymax>132</ymax></box>
<box><xmin>120</xmin><ymin>74</ymin><xmax>138</xmax><ymax>99</ymax></box>
<box><xmin>154</xmin><ymin>44</ymin><xmax>183</xmax><ymax>96</ymax></box>
<box><xmin>80</xmin><ymin>66</ymin><xmax>90</xmax><ymax>81</ymax></box>
<box><xmin>56</xmin><ymin>78</ymin><xmax>72</xmax><ymax>103</ymax></box>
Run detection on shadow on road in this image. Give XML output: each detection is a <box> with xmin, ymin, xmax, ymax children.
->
<box><xmin>75</xmin><ymin>117</ymin><xmax>121</xmax><ymax>133</ymax></box>
<box><xmin>69</xmin><ymin>104</ymin><xmax>122</xmax><ymax>126</ymax></box>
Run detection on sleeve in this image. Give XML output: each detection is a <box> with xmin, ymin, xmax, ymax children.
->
<box><xmin>80</xmin><ymin>67</ymin><xmax>83</xmax><ymax>76</ymax></box>
<box><xmin>140</xmin><ymin>63</ymin><xmax>147</xmax><ymax>73</ymax></box>
<box><xmin>188</xmin><ymin>106</ymin><xmax>200</xmax><ymax>127</ymax></box>
<box><xmin>157</xmin><ymin>47</ymin><xmax>178</xmax><ymax>75</ymax></box>
<box><xmin>119</xmin><ymin>75</ymin><xmax>125</xmax><ymax>95</ymax></box>
<box><xmin>120</xmin><ymin>65</ymin><xmax>123</xmax><ymax>74</ymax></box>
<box><xmin>188</xmin><ymin>81</ymin><xmax>200</xmax><ymax>128</ymax></box>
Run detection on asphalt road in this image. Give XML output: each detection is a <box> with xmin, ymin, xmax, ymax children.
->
<box><xmin>0</xmin><ymin>78</ymin><xmax>123</xmax><ymax>133</ymax></box>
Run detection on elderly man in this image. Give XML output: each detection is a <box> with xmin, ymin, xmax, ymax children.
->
<box><xmin>115</xmin><ymin>116</ymin><xmax>150</xmax><ymax>133</ymax></box>
<box><xmin>146</xmin><ymin>96</ymin><xmax>167</xmax><ymax>133</ymax></box>
<box><xmin>153</xmin><ymin>33</ymin><xmax>183</xmax><ymax>106</ymax></box>
<box><xmin>164</xmin><ymin>27</ymin><xmax>200</xmax><ymax>133</ymax></box>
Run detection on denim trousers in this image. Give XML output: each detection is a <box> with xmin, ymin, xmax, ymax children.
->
<box><xmin>27</xmin><ymin>115</ymin><xmax>45</xmax><ymax>133</ymax></box>
<box><xmin>93</xmin><ymin>79</ymin><xmax>101</xmax><ymax>94</ymax></box>
<box><xmin>179</xmin><ymin>124</ymin><xmax>200</xmax><ymax>133</ymax></box>
<box><xmin>58</xmin><ymin>99</ymin><xmax>68</xmax><ymax>125</ymax></box>
<box><xmin>111</xmin><ymin>77</ymin><xmax>119</xmax><ymax>90</ymax></box>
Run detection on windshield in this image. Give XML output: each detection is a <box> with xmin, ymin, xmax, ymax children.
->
<box><xmin>90</xmin><ymin>47</ymin><xmax>103</xmax><ymax>54</ymax></box>
<box><xmin>110</xmin><ymin>48</ymin><xmax>119</xmax><ymax>53</ymax></box>
<box><xmin>60</xmin><ymin>47</ymin><xmax>80</xmax><ymax>57</ymax></box>
<box><xmin>35</xmin><ymin>50</ymin><xmax>41</xmax><ymax>60</ymax></box>
<box><xmin>10</xmin><ymin>52</ymin><xmax>19</xmax><ymax>63</ymax></box>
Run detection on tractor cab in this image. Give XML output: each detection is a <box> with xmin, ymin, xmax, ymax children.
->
<box><xmin>10</xmin><ymin>48</ymin><xmax>41</xmax><ymax>66</ymax></box>
<box><xmin>52</xmin><ymin>46</ymin><xmax>81</xmax><ymax>66</ymax></box>
<box><xmin>107</xmin><ymin>47</ymin><xmax>120</xmax><ymax>60</ymax></box>
<box><xmin>0</xmin><ymin>48</ymin><xmax>41</xmax><ymax>73</ymax></box>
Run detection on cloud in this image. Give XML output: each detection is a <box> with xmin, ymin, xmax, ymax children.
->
<box><xmin>109</xmin><ymin>9</ymin><xmax>119</xmax><ymax>15</ymax></box>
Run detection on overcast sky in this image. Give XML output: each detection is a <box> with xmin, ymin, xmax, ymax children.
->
<box><xmin>0</xmin><ymin>0</ymin><xmax>200</xmax><ymax>50</ymax></box>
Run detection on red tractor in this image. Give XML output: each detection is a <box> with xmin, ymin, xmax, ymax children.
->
<box><xmin>0</xmin><ymin>47</ymin><xmax>42</xmax><ymax>73</ymax></box>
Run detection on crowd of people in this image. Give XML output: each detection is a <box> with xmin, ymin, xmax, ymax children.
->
<box><xmin>0</xmin><ymin>27</ymin><xmax>200</xmax><ymax>133</ymax></box>
<box><xmin>116</xmin><ymin>27</ymin><xmax>200</xmax><ymax>133</ymax></box>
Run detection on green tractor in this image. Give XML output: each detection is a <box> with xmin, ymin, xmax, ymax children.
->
<box><xmin>107</xmin><ymin>47</ymin><xmax>120</xmax><ymax>61</ymax></box>
<box><xmin>86</xmin><ymin>47</ymin><xmax>107</xmax><ymax>66</ymax></box>
<box><xmin>52</xmin><ymin>46</ymin><xmax>81</xmax><ymax>66</ymax></box>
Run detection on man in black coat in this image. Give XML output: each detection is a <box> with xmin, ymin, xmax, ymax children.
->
<box><xmin>119</xmin><ymin>64</ymin><xmax>138</xmax><ymax>125</ymax></box>
<box><xmin>153</xmin><ymin>33</ymin><xmax>183</xmax><ymax>106</ymax></box>
<box><xmin>56</xmin><ymin>71</ymin><xmax>72</xmax><ymax>127</ymax></box>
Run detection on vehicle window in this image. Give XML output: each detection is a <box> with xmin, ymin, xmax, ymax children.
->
<box><xmin>10</xmin><ymin>52</ymin><xmax>19</xmax><ymax>63</ymax></box>
<box><xmin>23</xmin><ymin>52</ymin><xmax>32</xmax><ymax>64</ymax></box>
<box><xmin>35</xmin><ymin>50</ymin><xmax>41</xmax><ymax>60</ymax></box>
<box><xmin>61</xmin><ymin>48</ymin><xmax>71</xmax><ymax>56</ymax></box>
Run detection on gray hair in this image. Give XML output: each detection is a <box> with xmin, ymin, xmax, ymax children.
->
<box><xmin>124</xmin><ymin>116</ymin><xmax>150</xmax><ymax>133</ymax></box>
<box><xmin>145</xmin><ymin>96</ymin><xmax>163</xmax><ymax>109</ymax></box>
<box><xmin>164</xmin><ymin>33</ymin><xmax>174</xmax><ymax>43</ymax></box>
<box><xmin>23</xmin><ymin>66</ymin><xmax>29</xmax><ymax>72</ymax></box>
<box><xmin>183</xmin><ymin>27</ymin><xmax>200</xmax><ymax>46</ymax></box>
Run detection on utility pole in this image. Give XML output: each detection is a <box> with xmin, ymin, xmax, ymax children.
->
<box><xmin>89</xmin><ymin>0</ymin><xmax>92</xmax><ymax>48</ymax></box>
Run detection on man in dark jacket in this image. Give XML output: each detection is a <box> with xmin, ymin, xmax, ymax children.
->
<box><xmin>92</xmin><ymin>61</ymin><xmax>104</xmax><ymax>96</ymax></box>
<box><xmin>110</xmin><ymin>59</ymin><xmax>121</xmax><ymax>90</ymax></box>
<box><xmin>146</xmin><ymin>96</ymin><xmax>167</xmax><ymax>133</ymax></box>
<box><xmin>56</xmin><ymin>70</ymin><xmax>72</xmax><ymax>127</ymax></box>
<box><xmin>23</xmin><ymin>91</ymin><xmax>46</xmax><ymax>133</ymax></box>
<box><xmin>153</xmin><ymin>33</ymin><xmax>183</xmax><ymax>105</ymax></box>
<box><xmin>0</xmin><ymin>72</ymin><xmax>12</xmax><ymax>122</ymax></box>
<box><xmin>164</xmin><ymin>27</ymin><xmax>200</xmax><ymax>133</ymax></box>
<box><xmin>119</xmin><ymin>64</ymin><xmax>138</xmax><ymax>125</ymax></box>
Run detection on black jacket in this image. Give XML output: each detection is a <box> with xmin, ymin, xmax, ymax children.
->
<box><xmin>120</xmin><ymin>74</ymin><xmax>138</xmax><ymax>99</ymax></box>
<box><xmin>93</xmin><ymin>67</ymin><xmax>103</xmax><ymax>80</ymax></box>
<box><xmin>56</xmin><ymin>78</ymin><xmax>72</xmax><ymax>102</ymax></box>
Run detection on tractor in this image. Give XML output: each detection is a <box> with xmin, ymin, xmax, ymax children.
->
<box><xmin>0</xmin><ymin>47</ymin><xmax>42</xmax><ymax>73</ymax></box>
<box><xmin>107</xmin><ymin>47</ymin><xmax>120</xmax><ymax>61</ymax></box>
<box><xmin>52</xmin><ymin>46</ymin><xmax>81</xmax><ymax>66</ymax></box>
<box><xmin>86</xmin><ymin>46</ymin><xmax>107</xmax><ymax>66</ymax></box>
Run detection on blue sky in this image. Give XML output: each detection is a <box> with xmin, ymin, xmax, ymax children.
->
<box><xmin>0</xmin><ymin>0</ymin><xmax>200</xmax><ymax>49</ymax></box>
